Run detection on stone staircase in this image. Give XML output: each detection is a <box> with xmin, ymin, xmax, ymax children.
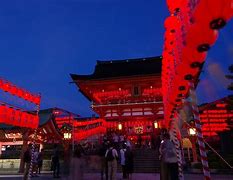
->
<box><xmin>83</xmin><ymin>148</ymin><xmax>161</xmax><ymax>173</ymax></box>
<box><xmin>132</xmin><ymin>148</ymin><xmax>160</xmax><ymax>173</ymax></box>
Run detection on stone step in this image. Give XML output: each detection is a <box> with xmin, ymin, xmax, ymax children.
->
<box><xmin>132</xmin><ymin>148</ymin><xmax>161</xmax><ymax>173</ymax></box>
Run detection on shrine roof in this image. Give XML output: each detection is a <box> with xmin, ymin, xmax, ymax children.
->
<box><xmin>0</xmin><ymin>108</ymin><xmax>53</xmax><ymax>130</ymax></box>
<box><xmin>0</xmin><ymin>107</ymin><xmax>78</xmax><ymax>130</ymax></box>
<box><xmin>199</xmin><ymin>96</ymin><xmax>233</xmax><ymax>111</ymax></box>
<box><xmin>70</xmin><ymin>56</ymin><xmax>162</xmax><ymax>81</ymax></box>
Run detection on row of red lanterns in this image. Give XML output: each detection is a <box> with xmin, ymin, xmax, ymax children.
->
<box><xmin>0</xmin><ymin>105</ymin><xmax>39</xmax><ymax>128</ymax></box>
<box><xmin>73</xmin><ymin>118</ymin><xmax>105</xmax><ymax>127</ymax></box>
<box><xmin>74</xmin><ymin>126</ymin><xmax>106</xmax><ymax>141</ymax></box>
<box><xmin>0</xmin><ymin>78</ymin><xmax>41</xmax><ymax>105</ymax></box>
<box><xmin>105</xmin><ymin>121</ymin><xmax>153</xmax><ymax>128</ymax></box>
<box><xmin>142</xmin><ymin>88</ymin><xmax>162</xmax><ymax>96</ymax></box>
<box><xmin>162</xmin><ymin>0</ymin><xmax>233</xmax><ymax>126</ymax></box>
<box><xmin>94</xmin><ymin>90</ymin><xmax>129</xmax><ymax>99</ymax></box>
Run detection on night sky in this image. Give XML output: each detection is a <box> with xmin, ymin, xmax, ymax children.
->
<box><xmin>0</xmin><ymin>0</ymin><xmax>232</xmax><ymax>117</ymax></box>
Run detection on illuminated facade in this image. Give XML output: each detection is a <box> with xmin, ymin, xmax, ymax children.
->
<box><xmin>199</xmin><ymin>97</ymin><xmax>233</xmax><ymax>137</ymax></box>
<box><xmin>71</xmin><ymin>57</ymin><xmax>164</xmax><ymax>139</ymax></box>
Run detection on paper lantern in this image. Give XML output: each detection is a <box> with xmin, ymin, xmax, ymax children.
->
<box><xmin>185</xmin><ymin>23</ymin><xmax>219</xmax><ymax>52</ymax></box>
<box><xmin>14</xmin><ymin>109</ymin><xmax>22</xmax><ymax>127</ymax></box>
<box><xmin>166</xmin><ymin>0</ymin><xmax>189</xmax><ymax>14</ymax></box>
<box><xmin>193</xmin><ymin>0</ymin><xmax>233</xmax><ymax>30</ymax></box>
<box><xmin>2</xmin><ymin>81</ymin><xmax>11</xmax><ymax>92</ymax></box>
<box><xmin>164</xmin><ymin>15</ymin><xmax>181</xmax><ymax>33</ymax></box>
<box><xmin>0</xmin><ymin>105</ymin><xmax>7</xmax><ymax>123</ymax></box>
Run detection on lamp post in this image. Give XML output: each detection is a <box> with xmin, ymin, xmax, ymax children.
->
<box><xmin>188</xmin><ymin>126</ymin><xmax>198</xmax><ymax>162</ymax></box>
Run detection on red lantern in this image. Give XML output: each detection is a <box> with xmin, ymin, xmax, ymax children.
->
<box><xmin>21</xmin><ymin>112</ymin><xmax>28</xmax><ymax>128</ymax></box>
<box><xmin>2</xmin><ymin>81</ymin><xmax>11</xmax><ymax>92</ymax></box>
<box><xmin>0</xmin><ymin>105</ymin><xmax>7</xmax><ymax>123</ymax></box>
<box><xmin>8</xmin><ymin>107</ymin><xmax>17</xmax><ymax>126</ymax></box>
<box><xmin>193</xmin><ymin>0</ymin><xmax>233</xmax><ymax>30</ymax></box>
<box><xmin>164</xmin><ymin>15</ymin><xmax>181</xmax><ymax>32</ymax></box>
<box><xmin>11</xmin><ymin>85</ymin><xmax>18</xmax><ymax>96</ymax></box>
<box><xmin>185</xmin><ymin>23</ymin><xmax>219</xmax><ymax>52</ymax></box>
<box><xmin>166</xmin><ymin>0</ymin><xmax>188</xmax><ymax>14</ymax></box>
<box><xmin>14</xmin><ymin>109</ymin><xmax>22</xmax><ymax>127</ymax></box>
<box><xmin>181</xmin><ymin>47</ymin><xmax>207</xmax><ymax>68</ymax></box>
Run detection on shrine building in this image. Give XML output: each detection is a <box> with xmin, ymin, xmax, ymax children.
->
<box><xmin>71</xmin><ymin>56</ymin><xmax>164</xmax><ymax>140</ymax></box>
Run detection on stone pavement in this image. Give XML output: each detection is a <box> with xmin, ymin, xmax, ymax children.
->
<box><xmin>0</xmin><ymin>173</ymin><xmax>233</xmax><ymax>180</ymax></box>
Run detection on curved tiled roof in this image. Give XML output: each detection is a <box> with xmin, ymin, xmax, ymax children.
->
<box><xmin>71</xmin><ymin>56</ymin><xmax>162</xmax><ymax>80</ymax></box>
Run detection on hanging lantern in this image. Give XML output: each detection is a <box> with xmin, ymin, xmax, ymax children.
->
<box><xmin>181</xmin><ymin>47</ymin><xmax>207</xmax><ymax>68</ymax></box>
<box><xmin>185</xmin><ymin>23</ymin><xmax>219</xmax><ymax>53</ymax></box>
<box><xmin>8</xmin><ymin>107</ymin><xmax>16</xmax><ymax>126</ymax></box>
<box><xmin>166</xmin><ymin>0</ymin><xmax>189</xmax><ymax>14</ymax></box>
<box><xmin>14</xmin><ymin>109</ymin><xmax>21</xmax><ymax>127</ymax></box>
<box><xmin>2</xmin><ymin>81</ymin><xmax>11</xmax><ymax>92</ymax></box>
<box><xmin>21</xmin><ymin>112</ymin><xmax>28</xmax><ymax>127</ymax></box>
<box><xmin>193</xmin><ymin>0</ymin><xmax>233</xmax><ymax>30</ymax></box>
<box><xmin>164</xmin><ymin>15</ymin><xmax>181</xmax><ymax>33</ymax></box>
<box><xmin>0</xmin><ymin>105</ymin><xmax>7</xmax><ymax>123</ymax></box>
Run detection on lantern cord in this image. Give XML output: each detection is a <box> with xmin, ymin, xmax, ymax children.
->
<box><xmin>189</xmin><ymin>82</ymin><xmax>211</xmax><ymax>180</ymax></box>
<box><xmin>170</xmin><ymin>117</ymin><xmax>184</xmax><ymax>180</ymax></box>
<box><xmin>28</xmin><ymin>99</ymin><xmax>40</xmax><ymax>180</ymax></box>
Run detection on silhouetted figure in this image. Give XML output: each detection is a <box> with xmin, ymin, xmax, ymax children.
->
<box><xmin>37</xmin><ymin>149</ymin><xmax>44</xmax><ymax>174</ymax></box>
<box><xmin>120</xmin><ymin>144</ymin><xmax>127</xmax><ymax>179</ymax></box>
<box><xmin>159</xmin><ymin>133</ymin><xmax>178</xmax><ymax>180</ymax></box>
<box><xmin>125</xmin><ymin>146</ymin><xmax>134</xmax><ymax>180</ymax></box>
<box><xmin>52</xmin><ymin>144</ymin><xmax>60</xmax><ymax>178</ymax></box>
<box><xmin>137</xmin><ymin>135</ymin><xmax>142</xmax><ymax>148</ymax></box>
<box><xmin>69</xmin><ymin>144</ymin><xmax>85</xmax><ymax>180</ymax></box>
<box><xmin>23</xmin><ymin>144</ymin><xmax>32</xmax><ymax>180</ymax></box>
<box><xmin>105</xmin><ymin>143</ymin><xmax>118</xmax><ymax>180</ymax></box>
<box><xmin>99</xmin><ymin>141</ymin><xmax>108</xmax><ymax>180</ymax></box>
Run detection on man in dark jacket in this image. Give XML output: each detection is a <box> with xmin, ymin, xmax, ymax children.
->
<box><xmin>23</xmin><ymin>144</ymin><xmax>32</xmax><ymax>180</ymax></box>
<box><xmin>52</xmin><ymin>144</ymin><xmax>60</xmax><ymax>178</ymax></box>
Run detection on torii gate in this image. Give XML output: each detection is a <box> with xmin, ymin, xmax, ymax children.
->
<box><xmin>162</xmin><ymin>1</ymin><xmax>233</xmax><ymax>180</ymax></box>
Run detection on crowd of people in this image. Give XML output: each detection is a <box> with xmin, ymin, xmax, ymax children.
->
<box><xmin>22</xmin><ymin>129</ymin><xmax>179</xmax><ymax>180</ymax></box>
<box><xmin>99</xmin><ymin>132</ymin><xmax>134</xmax><ymax>180</ymax></box>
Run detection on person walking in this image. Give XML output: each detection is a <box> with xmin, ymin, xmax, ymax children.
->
<box><xmin>159</xmin><ymin>133</ymin><xmax>178</xmax><ymax>180</ymax></box>
<box><xmin>125</xmin><ymin>146</ymin><xmax>134</xmax><ymax>180</ymax></box>
<box><xmin>120</xmin><ymin>144</ymin><xmax>127</xmax><ymax>179</ymax></box>
<box><xmin>52</xmin><ymin>144</ymin><xmax>60</xmax><ymax>178</ymax></box>
<box><xmin>23</xmin><ymin>144</ymin><xmax>32</xmax><ymax>180</ymax></box>
<box><xmin>69</xmin><ymin>144</ymin><xmax>85</xmax><ymax>180</ymax></box>
<box><xmin>37</xmin><ymin>148</ymin><xmax>44</xmax><ymax>174</ymax></box>
<box><xmin>99</xmin><ymin>141</ymin><xmax>108</xmax><ymax>180</ymax></box>
<box><xmin>105</xmin><ymin>143</ymin><xmax>118</xmax><ymax>180</ymax></box>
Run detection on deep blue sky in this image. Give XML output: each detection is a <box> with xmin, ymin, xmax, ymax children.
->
<box><xmin>0</xmin><ymin>0</ymin><xmax>232</xmax><ymax>116</ymax></box>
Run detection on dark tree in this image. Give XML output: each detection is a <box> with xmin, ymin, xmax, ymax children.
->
<box><xmin>225</xmin><ymin>65</ymin><xmax>233</xmax><ymax>91</ymax></box>
<box><xmin>225</xmin><ymin>65</ymin><xmax>233</xmax><ymax>129</ymax></box>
